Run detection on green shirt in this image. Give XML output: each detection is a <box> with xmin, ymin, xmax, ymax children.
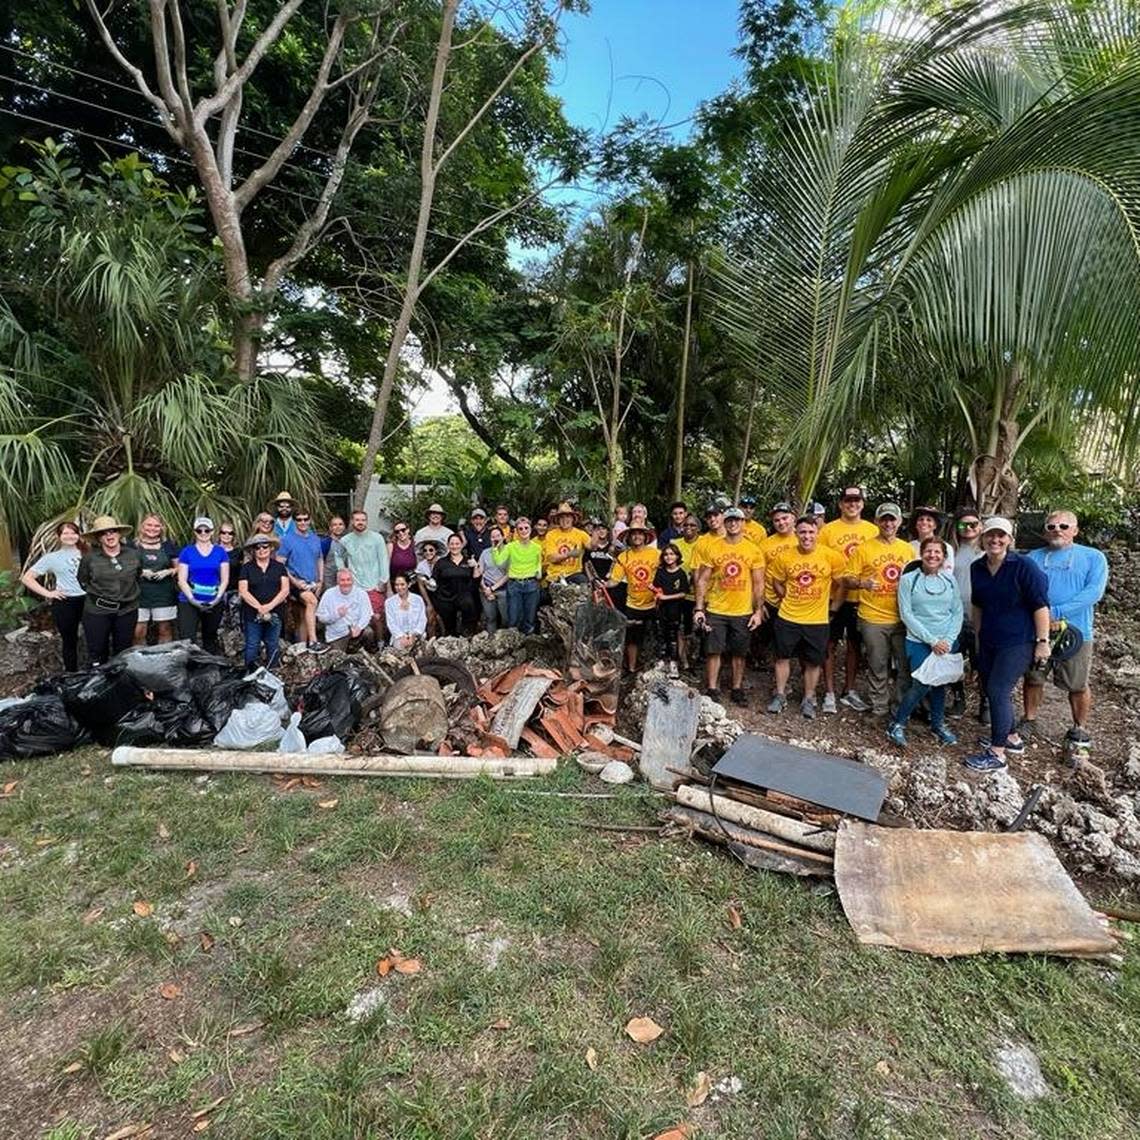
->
<box><xmin>340</xmin><ymin>529</ymin><xmax>389</xmax><ymax>591</ymax></box>
<box><xmin>492</xmin><ymin>539</ymin><xmax>542</xmax><ymax>580</ymax></box>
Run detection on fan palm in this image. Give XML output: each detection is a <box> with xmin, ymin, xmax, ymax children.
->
<box><xmin>0</xmin><ymin>144</ymin><xmax>329</xmax><ymax>544</ymax></box>
<box><xmin>713</xmin><ymin>0</ymin><xmax>1140</xmax><ymax>513</ymax></box>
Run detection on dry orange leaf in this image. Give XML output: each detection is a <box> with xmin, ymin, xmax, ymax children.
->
<box><xmin>652</xmin><ymin>1127</ymin><xmax>693</xmax><ymax>1140</ymax></box>
<box><xmin>376</xmin><ymin>957</ymin><xmax>392</xmax><ymax>976</ymax></box>
<box><xmin>394</xmin><ymin>957</ymin><xmax>422</xmax><ymax>975</ymax></box>
<box><xmin>82</xmin><ymin>906</ymin><xmax>105</xmax><ymax>926</ymax></box>
<box><xmin>625</xmin><ymin>1016</ymin><xmax>665</xmax><ymax>1044</ymax></box>
<box><xmin>301</xmin><ymin>776</ymin><xmax>322</xmax><ymax>789</ymax></box>
<box><xmin>184</xmin><ymin>860</ymin><xmax>198</xmax><ymax>879</ymax></box>
<box><xmin>686</xmin><ymin>1071</ymin><xmax>712</xmax><ymax>1108</ymax></box>
<box><xmin>104</xmin><ymin>1124</ymin><xmax>154</xmax><ymax>1140</ymax></box>
<box><xmin>167</xmin><ymin>1048</ymin><xmax>187</xmax><ymax>1064</ymax></box>
<box><xmin>585</xmin><ymin>1046</ymin><xmax>598</xmax><ymax>1071</ymax></box>
<box><xmin>1</xmin><ymin>779</ymin><xmax>18</xmax><ymax>796</ymax></box>
<box><xmin>490</xmin><ymin>1018</ymin><xmax>511</xmax><ymax>1030</ymax></box>
<box><xmin>132</xmin><ymin>900</ymin><xmax>153</xmax><ymax>918</ymax></box>
<box><xmin>190</xmin><ymin>1096</ymin><xmax>225</xmax><ymax>1120</ymax></box>
<box><xmin>874</xmin><ymin>1059</ymin><xmax>891</xmax><ymax>1077</ymax></box>
<box><xmin>158</xmin><ymin>982</ymin><xmax>182</xmax><ymax>1001</ymax></box>
<box><xmin>226</xmin><ymin>1022</ymin><xmax>261</xmax><ymax>1038</ymax></box>
<box><xmin>198</xmin><ymin>931</ymin><xmax>215</xmax><ymax>953</ymax></box>
<box><xmin>281</xmin><ymin>777</ymin><xmax>301</xmax><ymax>793</ymax></box>
<box><xmin>317</xmin><ymin>798</ymin><xmax>339</xmax><ymax>810</ymax></box>
<box><xmin>726</xmin><ymin>904</ymin><xmax>743</xmax><ymax>930</ymax></box>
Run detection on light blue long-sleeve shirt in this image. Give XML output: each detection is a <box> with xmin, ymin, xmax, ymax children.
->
<box><xmin>898</xmin><ymin>568</ymin><xmax>963</xmax><ymax>647</ymax></box>
<box><xmin>1026</xmin><ymin>543</ymin><xmax>1108</xmax><ymax>641</ymax></box>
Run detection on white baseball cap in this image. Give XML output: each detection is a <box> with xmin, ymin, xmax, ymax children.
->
<box><xmin>982</xmin><ymin>516</ymin><xmax>1014</xmax><ymax>537</ymax></box>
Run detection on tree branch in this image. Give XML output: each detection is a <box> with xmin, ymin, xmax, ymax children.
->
<box><xmin>438</xmin><ymin>366</ymin><xmax>526</xmax><ymax>474</ymax></box>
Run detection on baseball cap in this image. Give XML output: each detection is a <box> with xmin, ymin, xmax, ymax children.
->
<box><xmin>471</xmin><ymin>507</ymin><xmax>487</xmax><ymax>518</ymax></box>
<box><xmin>982</xmin><ymin>516</ymin><xmax>1014</xmax><ymax>537</ymax></box>
<box><xmin>739</xmin><ymin>494</ymin><xmax>757</xmax><ymax>506</ymax></box>
<box><xmin>724</xmin><ymin>507</ymin><xmax>746</xmax><ymax>521</ymax></box>
<box><xmin>810</xmin><ymin>501</ymin><xmax>825</xmax><ymax>515</ymax></box>
<box><xmin>193</xmin><ymin>515</ymin><xmax>214</xmax><ymax>530</ymax></box>
<box><xmin>875</xmin><ymin>503</ymin><xmax>902</xmax><ymax>520</ymax></box>
<box><xmin>770</xmin><ymin>501</ymin><xmax>795</xmax><ymax>514</ymax></box>
<box><xmin>704</xmin><ymin>502</ymin><xmax>724</xmax><ymax>516</ymax></box>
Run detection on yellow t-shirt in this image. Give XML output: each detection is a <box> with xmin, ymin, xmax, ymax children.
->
<box><xmin>759</xmin><ymin>531</ymin><xmax>799</xmax><ymax>605</ymax></box>
<box><xmin>743</xmin><ymin>518</ymin><xmax>768</xmax><ymax>546</ymax></box>
<box><xmin>541</xmin><ymin>527</ymin><xmax>591</xmax><ymax>582</ymax></box>
<box><xmin>610</xmin><ymin>546</ymin><xmax>660</xmax><ymax>611</ymax></box>
<box><xmin>693</xmin><ymin>536</ymin><xmax>765</xmax><ymax>618</ymax></box>
<box><xmin>819</xmin><ymin>517</ymin><xmax>879</xmax><ymax>603</ymax></box>
<box><xmin>845</xmin><ymin>537</ymin><xmax>915</xmax><ymax>624</ymax></box>
<box><xmin>674</xmin><ymin>536</ymin><xmax>698</xmax><ymax>599</ymax></box>
<box><xmin>768</xmin><ymin>546</ymin><xmax>847</xmax><ymax>625</ymax></box>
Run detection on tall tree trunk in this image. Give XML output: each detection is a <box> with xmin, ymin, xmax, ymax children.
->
<box><xmin>734</xmin><ymin>372</ymin><xmax>761</xmax><ymax>503</ymax></box>
<box><xmin>672</xmin><ymin>258</ymin><xmax>695</xmax><ymax>501</ymax></box>
<box><xmin>968</xmin><ymin>364</ymin><xmax>1023</xmax><ymax>516</ymax></box>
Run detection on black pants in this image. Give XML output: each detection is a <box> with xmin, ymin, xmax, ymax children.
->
<box><xmin>82</xmin><ymin>608</ymin><xmax>137</xmax><ymax>665</ymax></box>
<box><xmin>52</xmin><ymin>596</ymin><xmax>86</xmax><ymax>672</ymax></box>
<box><xmin>657</xmin><ymin>602</ymin><xmax>682</xmax><ymax>661</ymax></box>
<box><xmin>435</xmin><ymin>594</ymin><xmax>477</xmax><ymax>636</ymax></box>
<box><xmin>178</xmin><ymin>600</ymin><xmax>223</xmax><ymax>655</ymax></box>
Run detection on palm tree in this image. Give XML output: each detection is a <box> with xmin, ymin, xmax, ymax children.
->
<box><xmin>0</xmin><ymin>144</ymin><xmax>329</xmax><ymax>544</ymax></box>
<box><xmin>713</xmin><ymin>0</ymin><xmax>1140</xmax><ymax>514</ymax></box>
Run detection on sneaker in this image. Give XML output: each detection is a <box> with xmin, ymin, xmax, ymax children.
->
<box><xmin>667</xmin><ymin>661</ymin><xmax>679</xmax><ymax>679</ymax></box>
<box><xmin>931</xmin><ymin>724</ymin><xmax>958</xmax><ymax>746</ymax></box>
<box><xmin>730</xmin><ymin>688</ymin><xmax>748</xmax><ymax>707</ymax></box>
<box><xmin>705</xmin><ymin>687</ymin><xmax>722</xmax><ymax>703</ymax></box>
<box><xmin>885</xmin><ymin>722</ymin><xmax>907</xmax><ymax>748</ymax></box>
<box><xmin>964</xmin><ymin>747</ymin><xmax>1007</xmax><ymax>772</ymax></box>
<box><xmin>822</xmin><ymin>691</ymin><xmax>838</xmax><ymax>715</ymax></box>
<box><xmin>1065</xmin><ymin>725</ymin><xmax>1092</xmax><ymax>745</ymax></box>
<box><xmin>767</xmin><ymin>693</ymin><xmax>787</xmax><ymax>714</ymax></box>
<box><xmin>976</xmin><ymin>735</ymin><xmax>1023</xmax><ymax>755</ymax></box>
<box><xmin>840</xmin><ymin>690</ymin><xmax>871</xmax><ymax>712</ymax></box>
<box><xmin>946</xmin><ymin>692</ymin><xmax>965</xmax><ymax>719</ymax></box>
<box><xmin>801</xmin><ymin>696</ymin><xmax>817</xmax><ymax>720</ymax></box>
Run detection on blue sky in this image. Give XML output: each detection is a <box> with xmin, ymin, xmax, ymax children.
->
<box><xmin>551</xmin><ymin>1</ymin><xmax>744</xmax><ymax>138</ymax></box>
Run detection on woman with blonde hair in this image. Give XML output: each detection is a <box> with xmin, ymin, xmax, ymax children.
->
<box><xmin>131</xmin><ymin>512</ymin><xmax>178</xmax><ymax>645</ymax></box>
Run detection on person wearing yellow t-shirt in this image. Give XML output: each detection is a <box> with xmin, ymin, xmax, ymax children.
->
<box><xmin>541</xmin><ymin>502</ymin><xmax>591</xmax><ymax>585</ymax></box>
<box><xmin>751</xmin><ymin>501</ymin><xmax>799</xmax><ymax>666</ymax></box>
<box><xmin>766</xmin><ymin>516</ymin><xmax>847</xmax><ymax>718</ymax></box>
<box><xmin>602</xmin><ymin>523</ymin><xmax>659</xmax><ymax>672</ymax></box>
<box><xmin>841</xmin><ymin>503</ymin><xmax>914</xmax><ymax>717</ymax></box>
<box><xmin>818</xmin><ymin>486</ymin><xmax>880</xmax><ymax>714</ymax></box>
<box><xmin>739</xmin><ymin>494</ymin><xmax>768</xmax><ymax>546</ymax></box>
<box><xmin>673</xmin><ymin>515</ymin><xmax>702</xmax><ymax>669</ymax></box>
<box><xmin>693</xmin><ymin>507</ymin><xmax>765</xmax><ymax>706</ymax></box>
<box><xmin>691</xmin><ymin>503</ymin><xmax>726</xmax><ymax>567</ymax></box>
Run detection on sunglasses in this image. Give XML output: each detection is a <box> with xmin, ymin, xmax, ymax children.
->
<box><xmin>1045</xmin><ymin>522</ymin><xmax>1073</xmax><ymax>532</ymax></box>
<box><xmin>394</xmin><ymin>526</ymin><xmax>408</xmax><ymax>534</ymax></box>
<box><xmin>220</xmin><ymin>529</ymin><xmax>234</xmax><ymax>536</ymax></box>
<box><xmin>296</xmin><ymin>516</ymin><xmax>311</xmax><ymax>522</ymax></box>
<box><xmin>195</xmin><ymin>526</ymin><xmax>212</xmax><ymax>533</ymax></box>
<box><xmin>252</xmin><ymin>541</ymin><xmax>271</xmax><ymax>548</ymax></box>
<box><xmin>956</xmin><ymin>520</ymin><xmax>980</xmax><ymax>529</ymax></box>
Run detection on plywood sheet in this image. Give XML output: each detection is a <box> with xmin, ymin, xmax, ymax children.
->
<box><xmin>834</xmin><ymin>822</ymin><xmax>1116</xmax><ymax>958</ymax></box>
<box><xmin>639</xmin><ymin>682</ymin><xmax>700</xmax><ymax>790</ymax></box>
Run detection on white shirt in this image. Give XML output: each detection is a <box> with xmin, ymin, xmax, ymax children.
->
<box><xmin>316</xmin><ymin>584</ymin><xmax>372</xmax><ymax>641</ymax></box>
<box><xmin>414</xmin><ymin>523</ymin><xmax>453</xmax><ymax>549</ymax></box>
<box><xmin>385</xmin><ymin>592</ymin><xmax>427</xmax><ymax>643</ymax></box>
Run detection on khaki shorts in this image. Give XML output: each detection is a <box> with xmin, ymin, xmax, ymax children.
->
<box><xmin>1025</xmin><ymin>640</ymin><xmax>1091</xmax><ymax>692</ymax></box>
<box><xmin>137</xmin><ymin>606</ymin><xmax>177</xmax><ymax>623</ymax></box>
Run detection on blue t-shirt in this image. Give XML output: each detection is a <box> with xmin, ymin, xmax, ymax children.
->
<box><xmin>970</xmin><ymin>550</ymin><xmax>1049</xmax><ymax>649</ymax></box>
<box><xmin>279</xmin><ymin>529</ymin><xmax>323</xmax><ymax>584</ymax></box>
<box><xmin>1026</xmin><ymin>543</ymin><xmax>1108</xmax><ymax>641</ymax></box>
<box><xmin>177</xmin><ymin>543</ymin><xmax>229</xmax><ymax>604</ymax></box>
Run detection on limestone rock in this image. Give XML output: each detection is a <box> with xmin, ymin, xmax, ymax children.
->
<box><xmin>599</xmin><ymin>760</ymin><xmax>635</xmax><ymax>784</ymax></box>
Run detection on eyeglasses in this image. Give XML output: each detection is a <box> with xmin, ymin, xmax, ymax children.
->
<box><xmin>220</xmin><ymin>529</ymin><xmax>234</xmax><ymax>536</ymax></box>
<box><xmin>1045</xmin><ymin>522</ymin><xmax>1073</xmax><ymax>532</ymax></box>
<box><xmin>841</xmin><ymin>495</ymin><xmax>863</xmax><ymax>503</ymax></box>
<box><xmin>394</xmin><ymin>526</ymin><xmax>408</xmax><ymax>534</ymax></box>
<box><xmin>956</xmin><ymin>520</ymin><xmax>980</xmax><ymax>530</ymax></box>
<box><xmin>296</xmin><ymin>516</ymin><xmax>311</xmax><ymax>523</ymax></box>
<box><xmin>195</xmin><ymin>526</ymin><xmax>212</xmax><ymax>533</ymax></box>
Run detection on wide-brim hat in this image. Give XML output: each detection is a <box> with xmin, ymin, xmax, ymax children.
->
<box><xmin>624</xmin><ymin>522</ymin><xmax>655</xmax><ymax>537</ymax></box>
<box><xmin>554</xmin><ymin>500</ymin><xmax>579</xmax><ymax>519</ymax></box>
<box><xmin>84</xmin><ymin>514</ymin><xmax>132</xmax><ymax>539</ymax></box>
<box><xmin>911</xmin><ymin>505</ymin><xmax>943</xmax><ymax>523</ymax></box>
<box><xmin>244</xmin><ymin>532</ymin><xmax>281</xmax><ymax>550</ymax></box>
<box><xmin>270</xmin><ymin>490</ymin><xmax>294</xmax><ymax>505</ymax></box>
<box><xmin>426</xmin><ymin>502</ymin><xmax>445</xmax><ymax>515</ymax></box>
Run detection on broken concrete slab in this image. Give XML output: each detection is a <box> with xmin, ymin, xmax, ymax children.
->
<box><xmin>994</xmin><ymin>1041</ymin><xmax>1049</xmax><ymax>1101</ymax></box>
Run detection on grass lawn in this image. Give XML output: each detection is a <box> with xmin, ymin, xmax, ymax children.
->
<box><xmin>1</xmin><ymin>748</ymin><xmax>1137</xmax><ymax>1139</ymax></box>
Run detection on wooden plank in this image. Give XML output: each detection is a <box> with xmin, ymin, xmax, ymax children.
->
<box><xmin>111</xmin><ymin>746</ymin><xmax>557</xmax><ymax>780</ymax></box>
<box><xmin>675</xmin><ymin>785</ymin><xmax>835</xmax><ymax>853</ymax></box>
<box><xmin>834</xmin><ymin>822</ymin><xmax>1117</xmax><ymax>958</ymax></box>
<box><xmin>639</xmin><ymin>683</ymin><xmax>700</xmax><ymax>791</ymax></box>
<box><xmin>490</xmin><ymin>675</ymin><xmax>554</xmax><ymax>748</ymax></box>
<box><xmin>664</xmin><ymin>806</ymin><xmax>831</xmax><ymax>877</ymax></box>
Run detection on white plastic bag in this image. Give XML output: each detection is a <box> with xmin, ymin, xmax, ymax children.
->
<box><xmin>214</xmin><ymin>702</ymin><xmax>285</xmax><ymax>750</ymax></box>
<box><xmin>306</xmin><ymin>735</ymin><xmax>346</xmax><ymax>754</ymax></box>
<box><xmin>912</xmin><ymin>650</ymin><xmax>964</xmax><ymax>687</ymax></box>
<box><xmin>243</xmin><ymin>666</ymin><xmax>289</xmax><ymax>720</ymax></box>
<box><xmin>278</xmin><ymin>710</ymin><xmax>306</xmax><ymax>753</ymax></box>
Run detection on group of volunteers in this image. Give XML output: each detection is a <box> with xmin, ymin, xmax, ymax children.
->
<box><xmin>21</xmin><ymin>486</ymin><xmax>1108</xmax><ymax>773</ymax></box>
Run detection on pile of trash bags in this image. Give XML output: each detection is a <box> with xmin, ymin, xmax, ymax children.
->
<box><xmin>0</xmin><ymin>641</ymin><xmax>376</xmax><ymax>759</ymax></box>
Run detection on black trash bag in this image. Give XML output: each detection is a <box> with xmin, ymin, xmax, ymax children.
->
<box><xmin>115</xmin><ymin>695</ymin><xmax>216</xmax><ymax>747</ymax></box>
<box><xmin>116</xmin><ymin>642</ymin><xmax>193</xmax><ymax>695</ymax></box>
<box><xmin>185</xmin><ymin>667</ymin><xmax>247</xmax><ymax>736</ymax></box>
<box><xmin>63</xmin><ymin>663</ymin><xmax>148</xmax><ymax>743</ymax></box>
<box><xmin>0</xmin><ymin>694</ymin><xmax>90</xmax><ymax>758</ymax></box>
<box><xmin>297</xmin><ymin>665</ymin><xmax>375</xmax><ymax>742</ymax></box>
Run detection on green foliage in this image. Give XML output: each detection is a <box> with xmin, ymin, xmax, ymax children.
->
<box><xmin>0</xmin><ymin>570</ymin><xmax>31</xmax><ymax>633</ymax></box>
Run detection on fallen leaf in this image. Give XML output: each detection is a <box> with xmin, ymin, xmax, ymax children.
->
<box><xmin>184</xmin><ymin>860</ymin><xmax>198</xmax><ymax>879</ymax></box>
<box><xmin>167</xmin><ymin>1048</ymin><xmax>187</xmax><ymax>1064</ymax></box>
<box><xmin>156</xmin><ymin>822</ymin><xmax>171</xmax><ymax>841</ymax></box>
<box><xmin>192</xmin><ymin>1122</ymin><xmax>211</xmax><ymax>1134</ymax></box>
<box><xmin>158</xmin><ymin>982</ymin><xmax>182</xmax><ymax>1001</ymax></box>
<box><xmin>61</xmin><ymin>1060</ymin><xmax>84</xmax><ymax>1074</ymax></box>
<box><xmin>80</xmin><ymin>766</ymin><xmax>92</xmax><ymax>776</ymax></box>
<box><xmin>234</xmin><ymin>843</ymin><xmax>250</xmax><ymax>854</ymax></box>
<box><xmin>104</xmin><ymin>1124</ymin><xmax>153</xmax><ymax>1140</ymax></box>
<box><xmin>317</xmin><ymin>798</ymin><xmax>339</xmax><ymax>810</ymax></box>
<box><xmin>376</xmin><ymin>957</ymin><xmax>392</xmax><ymax>977</ymax></box>
<box><xmin>281</xmin><ymin>777</ymin><xmax>301</xmax><ymax>793</ymax></box>
<box><xmin>82</xmin><ymin>906</ymin><xmax>105</xmax><ymax>926</ymax></box>
<box><xmin>490</xmin><ymin>1018</ymin><xmax>511</xmax><ymax>1030</ymax></box>
<box><xmin>34</xmin><ymin>836</ymin><xmax>57</xmax><ymax>847</ymax></box>
<box><xmin>1</xmin><ymin>779</ymin><xmax>18</xmax><ymax>796</ymax></box>
<box><xmin>652</xmin><ymin>1127</ymin><xmax>692</xmax><ymax>1140</ymax></box>
<box><xmin>190</xmin><ymin>1096</ymin><xmax>225</xmax><ymax>1120</ymax></box>
<box><xmin>198</xmin><ymin>931</ymin><xmax>215</xmax><ymax>953</ymax></box>
<box><xmin>301</xmin><ymin>776</ymin><xmax>322</xmax><ymax>789</ymax></box>
<box><xmin>687</xmin><ymin>1070</ymin><xmax>712</xmax><ymax>1108</ymax></box>
<box><xmin>132</xmin><ymin>900</ymin><xmax>153</xmax><ymax>918</ymax></box>
<box><xmin>394</xmin><ymin>957</ymin><xmax>422</xmax><ymax>975</ymax></box>
<box><xmin>726</xmin><ymin>904</ymin><xmax>743</xmax><ymax>930</ymax></box>
<box><xmin>625</xmin><ymin>1016</ymin><xmax>665</xmax><ymax>1044</ymax></box>
<box><xmin>163</xmin><ymin>930</ymin><xmax>181</xmax><ymax>948</ymax></box>
<box><xmin>874</xmin><ymin>1059</ymin><xmax>891</xmax><ymax>1077</ymax></box>
<box><xmin>226</xmin><ymin>1022</ymin><xmax>261</xmax><ymax>1038</ymax></box>
<box><xmin>585</xmin><ymin>1046</ymin><xmax>598</xmax><ymax>1071</ymax></box>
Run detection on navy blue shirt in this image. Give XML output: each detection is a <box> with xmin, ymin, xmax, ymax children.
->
<box><xmin>970</xmin><ymin>550</ymin><xmax>1049</xmax><ymax>649</ymax></box>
